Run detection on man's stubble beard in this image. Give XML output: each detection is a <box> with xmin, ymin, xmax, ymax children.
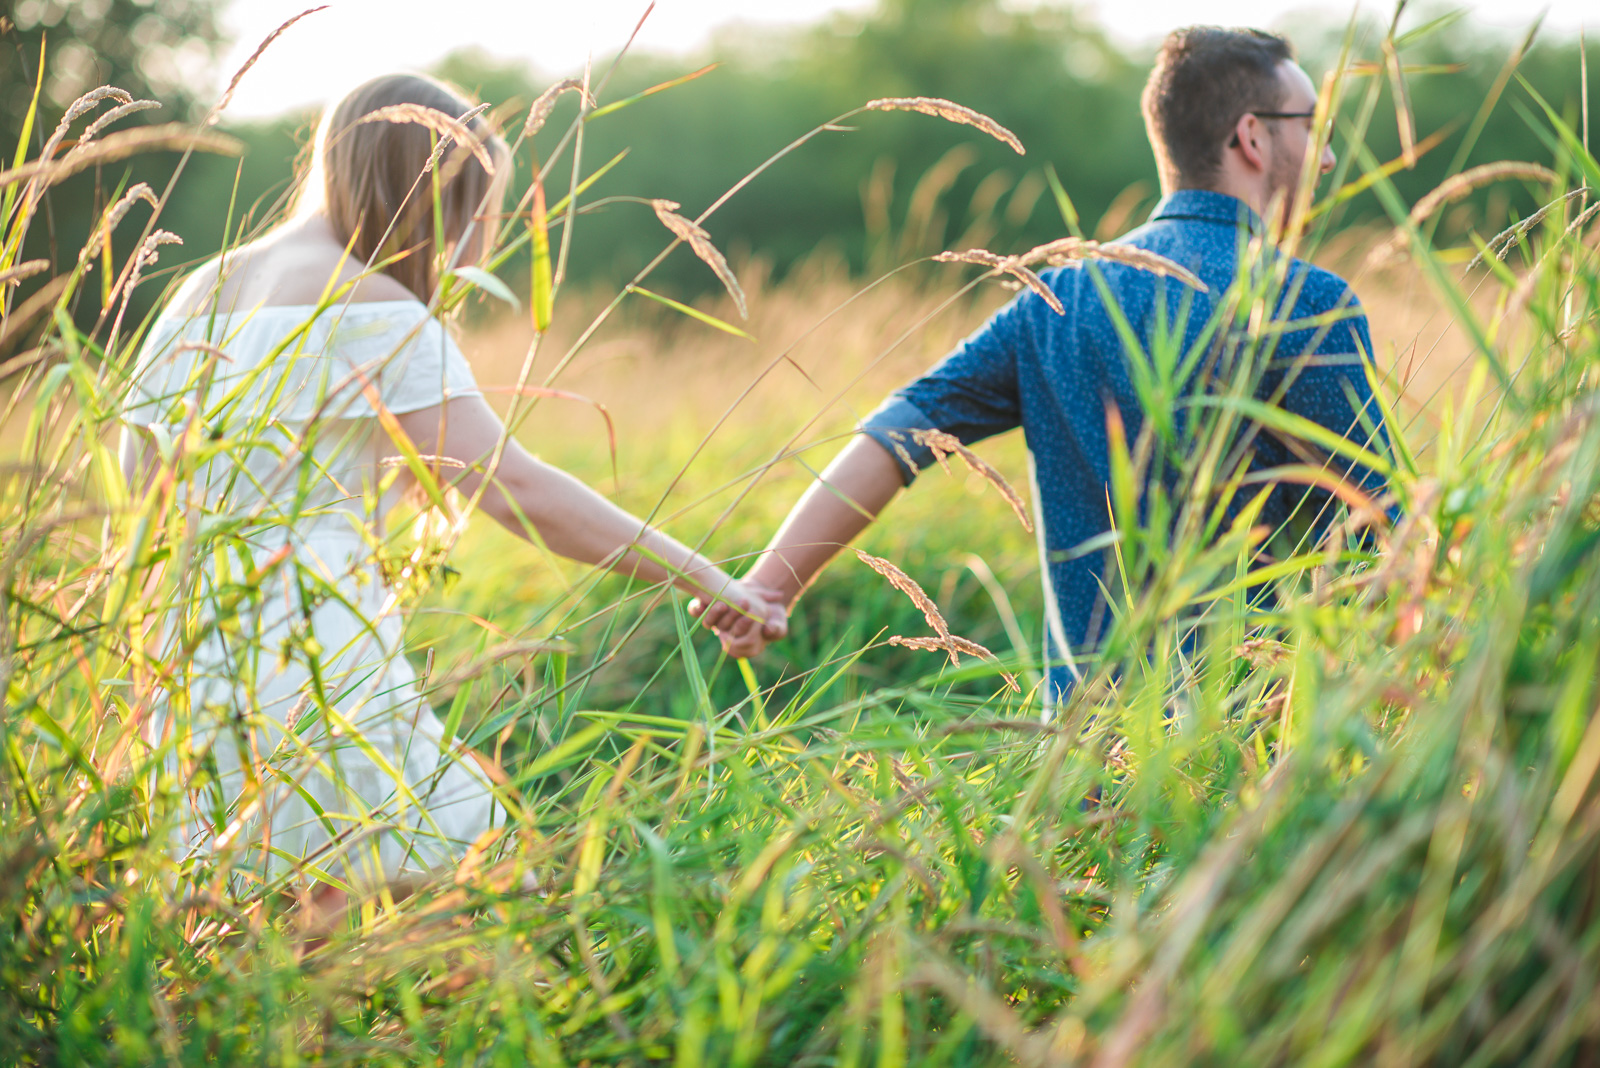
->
<box><xmin>1266</xmin><ymin>140</ymin><xmax>1303</xmax><ymax>224</ymax></box>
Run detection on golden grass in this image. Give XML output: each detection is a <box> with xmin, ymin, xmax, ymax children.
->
<box><xmin>911</xmin><ymin>427</ymin><xmax>1033</xmax><ymax>532</ymax></box>
<box><xmin>207</xmin><ymin>6</ymin><xmax>330</xmax><ymax>126</ymax></box>
<box><xmin>1023</xmin><ymin>235</ymin><xmax>1208</xmax><ymax>292</ymax></box>
<box><xmin>521</xmin><ymin>78</ymin><xmax>591</xmax><ymax>139</ymax></box>
<box><xmin>0</xmin><ymin>125</ymin><xmax>242</xmax><ymax>191</ymax></box>
<box><xmin>358</xmin><ymin>104</ymin><xmax>498</xmax><ymax>174</ymax></box>
<box><xmin>889</xmin><ymin>633</ymin><xmax>1022</xmax><ymax>692</ymax></box>
<box><xmin>863</xmin><ymin>97</ymin><xmax>1026</xmax><ymax>156</ymax></box>
<box><xmin>80</xmin><ymin>100</ymin><xmax>163</xmax><ymax>143</ymax></box>
<box><xmin>1365</xmin><ymin>162</ymin><xmax>1561</xmax><ymax>268</ymax></box>
<box><xmin>854</xmin><ymin>549</ymin><xmax>959</xmax><ymax>660</ymax></box>
<box><xmin>650</xmin><ymin>199</ymin><xmax>748</xmax><ymax>319</ymax></box>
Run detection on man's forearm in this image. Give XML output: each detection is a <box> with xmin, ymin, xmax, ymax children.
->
<box><xmin>748</xmin><ymin>435</ymin><xmax>907</xmax><ymax>605</ymax></box>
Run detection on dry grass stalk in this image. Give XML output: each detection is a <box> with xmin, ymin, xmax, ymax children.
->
<box><xmin>379</xmin><ymin>454</ymin><xmax>466</xmax><ymax>470</ymax></box>
<box><xmin>890</xmin><ymin>632</ymin><xmax>993</xmax><ymax>659</ymax></box>
<box><xmin>208</xmin><ymin>6</ymin><xmax>329</xmax><ymax>125</ymax></box>
<box><xmin>934</xmin><ymin>248</ymin><xmax>1065</xmax><ymax>315</ymax></box>
<box><xmin>890</xmin><ymin>634</ymin><xmax>1022</xmax><ymax>693</ymax></box>
<box><xmin>651</xmin><ymin>199</ymin><xmax>748</xmax><ymax>319</ymax></box>
<box><xmin>864</xmin><ymin>97</ymin><xmax>1025</xmax><ymax>155</ymax></box>
<box><xmin>1412</xmin><ymin>163</ymin><xmax>1560</xmax><ymax>226</ymax></box>
<box><xmin>433</xmin><ymin>640</ymin><xmax>569</xmax><ymax>689</ymax></box>
<box><xmin>80</xmin><ymin>100</ymin><xmax>161</xmax><ymax>143</ymax></box>
<box><xmin>40</xmin><ymin>87</ymin><xmax>133</xmax><ymax>161</ymax></box>
<box><xmin>359</xmin><ymin>105</ymin><xmax>497</xmax><ymax>175</ymax></box>
<box><xmin>123</xmin><ymin>231</ymin><xmax>183</xmax><ymax>296</ymax></box>
<box><xmin>171</xmin><ymin>340</ymin><xmax>235</xmax><ymax>364</ymax></box>
<box><xmin>882</xmin><ymin>431</ymin><xmax>921</xmax><ymax>476</ymax></box>
<box><xmin>854</xmin><ymin>549</ymin><xmax>959</xmax><ymax>663</ymax></box>
<box><xmin>1370</xmin><ymin>162</ymin><xmax>1560</xmax><ymax>268</ymax></box>
<box><xmin>1470</xmin><ymin>188</ymin><xmax>1596</xmax><ymax>269</ymax></box>
<box><xmin>521</xmin><ymin>78</ymin><xmax>593</xmax><ymax>138</ymax></box>
<box><xmin>0</xmin><ymin>260</ymin><xmax>49</xmax><ymax>288</ymax></box>
<box><xmin>911</xmin><ymin>427</ymin><xmax>1033</xmax><ymax>532</ymax></box>
<box><xmin>1021</xmin><ymin>236</ymin><xmax>1209</xmax><ymax>292</ymax></box>
<box><xmin>1382</xmin><ymin>37</ymin><xmax>1418</xmax><ymax>169</ymax></box>
<box><xmin>79</xmin><ymin>183</ymin><xmax>159</xmax><ymax>263</ymax></box>
<box><xmin>1504</xmin><ymin>200</ymin><xmax>1600</xmax><ymax>320</ymax></box>
<box><xmin>0</xmin><ymin>126</ymin><xmax>242</xmax><ymax>191</ymax></box>
<box><xmin>425</xmin><ymin>104</ymin><xmax>491</xmax><ymax>172</ymax></box>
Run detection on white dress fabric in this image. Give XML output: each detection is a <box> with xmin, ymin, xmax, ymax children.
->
<box><xmin>125</xmin><ymin>299</ymin><xmax>498</xmax><ymax>885</ymax></box>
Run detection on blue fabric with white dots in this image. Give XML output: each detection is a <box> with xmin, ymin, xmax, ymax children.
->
<box><xmin>860</xmin><ymin>189</ymin><xmax>1391</xmax><ymax>704</ymax></box>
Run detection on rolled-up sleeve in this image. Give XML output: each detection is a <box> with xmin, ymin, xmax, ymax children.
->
<box><xmin>859</xmin><ymin>291</ymin><xmax>1029</xmax><ymax>484</ymax></box>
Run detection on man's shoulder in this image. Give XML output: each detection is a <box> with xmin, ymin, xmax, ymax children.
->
<box><xmin>1287</xmin><ymin>258</ymin><xmax>1363</xmax><ymax>314</ymax></box>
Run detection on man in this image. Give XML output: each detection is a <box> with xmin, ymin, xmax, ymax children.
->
<box><xmin>702</xmin><ymin>27</ymin><xmax>1392</xmax><ymax>704</ymax></box>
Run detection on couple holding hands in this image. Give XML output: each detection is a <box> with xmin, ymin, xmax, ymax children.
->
<box><xmin>125</xmin><ymin>25</ymin><xmax>1389</xmax><ymax>889</ymax></box>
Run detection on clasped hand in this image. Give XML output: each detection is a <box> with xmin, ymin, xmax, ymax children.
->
<box><xmin>688</xmin><ymin>579</ymin><xmax>788</xmax><ymax>659</ymax></box>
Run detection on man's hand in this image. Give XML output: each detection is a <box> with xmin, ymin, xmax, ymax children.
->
<box><xmin>688</xmin><ymin>436</ymin><xmax>907</xmax><ymax>659</ymax></box>
<box><xmin>690</xmin><ymin>578</ymin><xmax>789</xmax><ymax>659</ymax></box>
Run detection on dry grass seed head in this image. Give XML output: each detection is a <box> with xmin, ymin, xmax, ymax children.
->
<box><xmin>1370</xmin><ymin>162</ymin><xmax>1560</xmax><ymax>269</ymax></box>
<box><xmin>425</xmin><ymin>104</ymin><xmax>491</xmax><ymax>173</ymax></box>
<box><xmin>854</xmin><ymin>549</ymin><xmax>958</xmax><ymax>663</ymax></box>
<box><xmin>882</xmin><ymin>431</ymin><xmax>921</xmax><ymax>477</ymax></box>
<box><xmin>1021</xmin><ymin>236</ymin><xmax>1208</xmax><ymax>292</ymax></box>
<box><xmin>651</xmin><ymin>199</ymin><xmax>748</xmax><ymax>319</ymax></box>
<box><xmin>79</xmin><ymin>182</ymin><xmax>159</xmax><ymax>262</ymax></box>
<box><xmin>1504</xmin><ymin>199</ymin><xmax>1600</xmax><ymax>320</ymax></box>
<box><xmin>41</xmin><ymin>87</ymin><xmax>133</xmax><ymax>161</ymax></box>
<box><xmin>209</xmin><ymin>6</ymin><xmax>329</xmax><ymax>125</ymax></box>
<box><xmin>933</xmin><ymin>248</ymin><xmax>1008</xmax><ymax>270</ymax></box>
<box><xmin>864</xmin><ymin>97</ymin><xmax>1025</xmax><ymax>155</ymax></box>
<box><xmin>1471</xmin><ymin>188</ymin><xmax>1592</xmax><ymax>268</ymax></box>
<box><xmin>933</xmin><ymin>248</ymin><xmax>1065</xmax><ymax>315</ymax></box>
<box><xmin>171</xmin><ymin>340</ymin><xmax>235</xmax><ymax>364</ymax></box>
<box><xmin>522</xmin><ymin>78</ymin><xmax>593</xmax><ymax>139</ymax></box>
<box><xmin>910</xmin><ymin>428</ymin><xmax>1033</xmax><ymax>532</ymax></box>
<box><xmin>1412</xmin><ymin>162</ymin><xmax>1560</xmax><ymax>226</ymax></box>
<box><xmin>0</xmin><ymin>260</ymin><xmax>50</xmax><ymax>287</ymax></box>
<box><xmin>80</xmin><ymin>101</ymin><xmax>162</xmax><ymax>144</ymax></box>
<box><xmin>890</xmin><ymin>635</ymin><xmax>1022</xmax><ymax>693</ymax></box>
<box><xmin>124</xmin><ymin>230</ymin><xmax>183</xmax><ymax>295</ymax></box>
<box><xmin>0</xmin><ymin>126</ymin><xmax>242</xmax><ymax>192</ymax></box>
<box><xmin>359</xmin><ymin>104</ymin><xmax>497</xmax><ymax>175</ymax></box>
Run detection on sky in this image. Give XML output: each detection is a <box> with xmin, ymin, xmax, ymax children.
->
<box><xmin>214</xmin><ymin>0</ymin><xmax>1591</xmax><ymax>120</ymax></box>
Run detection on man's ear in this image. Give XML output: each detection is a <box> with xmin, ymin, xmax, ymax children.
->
<box><xmin>1227</xmin><ymin>114</ymin><xmax>1268</xmax><ymax>173</ymax></box>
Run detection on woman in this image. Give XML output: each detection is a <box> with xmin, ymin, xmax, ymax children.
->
<box><xmin>122</xmin><ymin>73</ymin><xmax>783</xmax><ymax>890</ymax></box>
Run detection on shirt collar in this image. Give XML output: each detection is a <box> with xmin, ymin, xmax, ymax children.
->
<box><xmin>1149</xmin><ymin>189</ymin><xmax>1264</xmax><ymax>232</ymax></box>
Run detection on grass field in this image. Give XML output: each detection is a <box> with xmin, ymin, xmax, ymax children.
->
<box><xmin>5</xmin><ymin>21</ymin><xmax>1600</xmax><ymax>1066</ymax></box>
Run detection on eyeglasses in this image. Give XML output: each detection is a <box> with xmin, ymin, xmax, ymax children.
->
<box><xmin>1229</xmin><ymin>110</ymin><xmax>1331</xmax><ymax>147</ymax></box>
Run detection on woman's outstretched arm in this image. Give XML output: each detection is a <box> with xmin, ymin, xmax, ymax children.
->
<box><xmin>692</xmin><ymin>435</ymin><xmax>905</xmax><ymax>636</ymax></box>
<box><xmin>396</xmin><ymin>396</ymin><xmax>784</xmax><ymax>654</ymax></box>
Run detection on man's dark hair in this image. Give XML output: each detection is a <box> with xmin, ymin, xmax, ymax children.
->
<box><xmin>1142</xmin><ymin>27</ymin><xmax>1294</xmax><ymax>188</ymax></box>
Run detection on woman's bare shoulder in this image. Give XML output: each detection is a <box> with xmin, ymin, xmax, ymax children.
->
<box><xmin>165</xmin><ymin>218</ymin><xmax>417</xmax><ymax>318</ymax></box>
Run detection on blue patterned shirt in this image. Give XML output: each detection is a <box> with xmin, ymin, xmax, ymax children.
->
<box><xmin>860</xmin><ymin>189</ymin><xmax>1391</xmax><ymax>703</ymax></box>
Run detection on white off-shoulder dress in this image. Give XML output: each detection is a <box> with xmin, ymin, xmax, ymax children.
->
<box><xmin>126</xmin><ymin>299</ymin><xmax>499</xmax><ymax>885</ymax></box>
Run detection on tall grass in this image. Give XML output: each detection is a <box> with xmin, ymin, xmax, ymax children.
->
<box><xmin>3</xmin><ymin>9</ymin><xmax>1600</xmax><ymax>1066</ymax></box>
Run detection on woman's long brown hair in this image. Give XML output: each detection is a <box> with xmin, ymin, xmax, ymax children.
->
<box><xmin>294</xmin><ymin>74</ymin><xmax>507</xmax><ymax>302</ymax></box>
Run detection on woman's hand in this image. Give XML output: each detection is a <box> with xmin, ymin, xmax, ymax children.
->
<box><xmin>690</xmin><ymin>578</ymin><xmax>788</xmax><ymax>659</ymax></box>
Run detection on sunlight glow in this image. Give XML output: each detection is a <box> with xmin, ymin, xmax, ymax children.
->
<box><xmin>215</xmin><ymin>0</ymin><xmax>1590</xmax><ymax>120</ymax></box>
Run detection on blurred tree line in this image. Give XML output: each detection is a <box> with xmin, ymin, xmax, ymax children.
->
<box><xmin>3</xmin><ymin>0</ymin><xmax>1596</xmax><ymax>334</ymax></box>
